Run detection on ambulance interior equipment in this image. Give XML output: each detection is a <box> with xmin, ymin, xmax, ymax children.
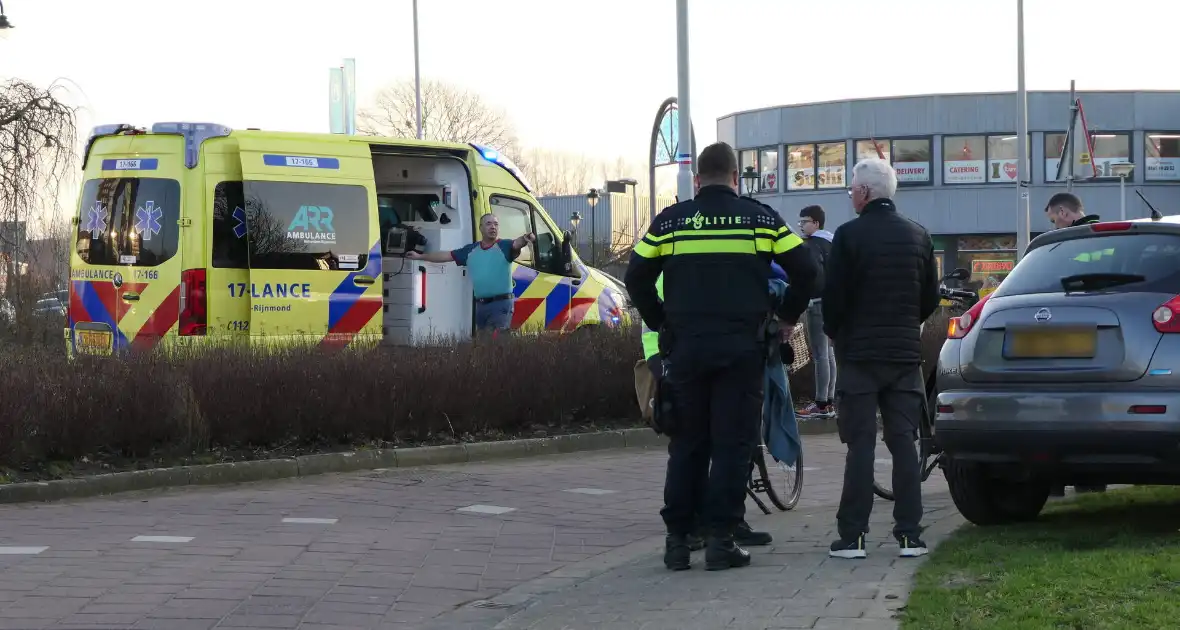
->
<box><xmin>371</xmin><ymin>152</ymin><xmax>474</xmax><ymax>345</ymax></box>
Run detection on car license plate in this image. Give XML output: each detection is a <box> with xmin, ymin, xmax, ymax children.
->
<box><xmin>76</xmin><ymin>329</ymin><xmax>113</xmax><ymax>355</ymax></box>
<box><xmin>1005</xmin><ymin>328</ymin><xmax>1097</xmax><ymax>359</ymax></box>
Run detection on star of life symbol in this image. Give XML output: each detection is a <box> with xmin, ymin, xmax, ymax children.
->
<box><xmin>134</xmin><ymin>201</ymin><xmax>163</xmax><ymax>241</ymax></box>
<box><xmin>83</xmin><ymin>202</ymin><xmax>108</xmax><ymax>239</ymax></box>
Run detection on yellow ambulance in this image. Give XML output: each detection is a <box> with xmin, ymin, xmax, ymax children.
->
<box><xmin>67</xmin><ymin>122</ymin><xmax>630</xmax><ymax>354</ymax></box>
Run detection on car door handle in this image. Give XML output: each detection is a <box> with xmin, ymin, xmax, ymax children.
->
<box><xmin>121</xmin><ymin>292</ymin><xmax>140</xmax><ymax>302</ymax></box>
<box><xmin>353</xmin><ymin>275</ymin><xmax>375</xmax><ymax>286</ymax></box>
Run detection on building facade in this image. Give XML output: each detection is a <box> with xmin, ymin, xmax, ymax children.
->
<box><xmin>717</xmin><ymin>90</ymin><xmax>1180</xmax><ymax>293</ymax></box>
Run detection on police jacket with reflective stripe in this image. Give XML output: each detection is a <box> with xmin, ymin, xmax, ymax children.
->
<box><xmin>624</xmin><ymin>185</ymin><xmax>817</xmax><ymax>355</ymax></box>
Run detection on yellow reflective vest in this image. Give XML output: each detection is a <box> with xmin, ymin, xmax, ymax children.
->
<box><xmin>640</xmin><ymin>274</ymin><xmax>664</xmax><ymax>361</ymax></box>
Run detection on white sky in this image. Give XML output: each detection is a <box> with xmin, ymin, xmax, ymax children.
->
<box><xmin>3</xmin><ymin>0</ymin><xmax>1178</xmax><ymax>167</ymax></box>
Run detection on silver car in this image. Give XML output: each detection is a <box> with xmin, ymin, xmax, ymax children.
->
<box><xmin>935</xmin><ymin>217</ymin><xmax>1180</xmax><ymax>525</ymax></box>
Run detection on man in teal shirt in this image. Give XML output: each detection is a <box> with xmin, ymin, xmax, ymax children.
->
<box><xmin>641</xmin><ymin>272</ymin><xmax>774</xmax><ymax>549</ymax></box>
<box><xmin>407</xmin><ymin>214</ymin><xmax>534</xmax><ymax>330</ymax></box>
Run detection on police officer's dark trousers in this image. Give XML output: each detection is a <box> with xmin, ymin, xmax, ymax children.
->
<box><xmin>835</xmin><ymin>361</ymin><xmax>925</xmax><ymax>541</ymax></box>
<box><xmin>660</xmin><ymin>347</ymin><xmax>764</xmax><ymax>537</ymax></box>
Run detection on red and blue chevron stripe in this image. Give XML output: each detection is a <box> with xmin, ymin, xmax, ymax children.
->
<box><xmin>509</xmin><ymin>264</ymin><xmax>603</xmax><ymax>331</ymax></box>
<box><xmin>69</xmin><ymin>279</ymin><xmax>129</xmax><ymax>352</ymax></box>
<box><xmin>323</xmin><ymin>240</ymin><xmax>384</xmax><ymax>348</ymax></box>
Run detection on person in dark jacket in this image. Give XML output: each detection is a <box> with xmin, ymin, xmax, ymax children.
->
<box><xmin>796</xmin><ymin>205</ymin><xmax>836</xmax><ymax>418</ymax></box>
<box><xmin>822</xmin><ymin>158</ymin><xmax>939</xmax><ymax>560</ymax></box>
<box><xmin>1045</xmin><ymin>192</ymin><xmax>1099</xmax><ymax>228</ymax></box>
<box><xmin>625</xmin><ymin>141</ymin><xmax>817</xmax><ymax>572</ymax></box>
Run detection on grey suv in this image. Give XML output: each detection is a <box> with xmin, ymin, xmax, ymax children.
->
<box><xmin>935</xmin><ymin>218</ymin><xmax>1180</xmax><ymax>525</ymax></box>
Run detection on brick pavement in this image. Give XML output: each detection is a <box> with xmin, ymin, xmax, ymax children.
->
<box><xmin>0</xmin><ymin>434</ymin><xmax>960</xmax><ymax>629</ymax></box>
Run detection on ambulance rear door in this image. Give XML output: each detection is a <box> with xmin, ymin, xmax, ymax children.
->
<box><xmin>235</xmin><ymin>135</ymin><xmax>381</xmax><ymax>346</ymax></box>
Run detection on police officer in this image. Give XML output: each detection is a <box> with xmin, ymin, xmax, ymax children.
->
<box><xmin>1045</xmin><ymin>192</ymin><xmax>1099</xmax><ymax>228</ymax></box>
<box><xmin>625</xmin><ymin>142</ymin><xmax>817</xmax><ymax>572</ymax></box>
<box><xmin>640</xmin><ymin>275</ymin><xmax>776</xmax><ymax>553</ymax></box>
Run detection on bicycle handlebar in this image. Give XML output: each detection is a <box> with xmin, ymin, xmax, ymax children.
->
<box><xmin>938</xmin><ymin>285</ymin><xmax>979</xmax><ymax>304</ymax></box>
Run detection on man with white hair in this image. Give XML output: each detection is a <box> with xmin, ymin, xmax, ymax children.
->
<box><xmin>822</xmin><ymin>158</ymin><xmax>940</xmax><ymax>560</ymax></box>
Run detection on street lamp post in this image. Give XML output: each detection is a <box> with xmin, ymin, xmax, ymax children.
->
<box><xmin>1112</xmin><ymin>163</ymin><xmax>1135</xmax><ymax>220</ymax></box>
<box><xmin>1015</xmin><ymin>0</ymin><xmax>1031</xmax><ymax>259</ymax></box>
<box><xmin>741</xmin><ymin>166</ymin><xmax>760</xmax><ymax>196</ymax></box>
<box><xmin>412</xmin><ymin>0</ymin><xmax>423</xmax><ymax>140</ymax></box>
<box><xmin>586</xmin><ymin>188</ymin><xmax>600</xmax><ymax>266</ymax></box>
<box><xmin>674</xmin><ymin>0</ymin><xmax>694</xmax><ymax>202</ymax></box>
<box><xmin>570</xmin><ymin>211</ymin><xmax>582</xmax><ymax>246</ymax></box>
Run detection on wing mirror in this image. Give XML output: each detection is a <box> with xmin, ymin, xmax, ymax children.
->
<box><xmin>559</xmin><ymin>231</ymin><xmax>575</xmax><ymax>275</ymax></box>
<box><xmin>944</xmin><ymin>267</ymin><xmax>970</xmax><ymax>282</ymax></box>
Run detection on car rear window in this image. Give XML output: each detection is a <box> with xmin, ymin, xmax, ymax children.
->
<box><xmin>993</xmin><ymin>232</ymin><xmax>1180</xmax><ymax>297</ymax></box>
<box><xmin>75</xmin><ymin>177</ymin><xmax>181</xmax><ymax>267</ymax></box>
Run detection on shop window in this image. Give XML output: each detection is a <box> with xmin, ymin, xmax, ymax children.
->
<box><xmin>853</xmin><ymin>138</ymin><xmax>930</xmax><ymax>184</ymax></box>
<box><xmin>759</xmin><ymin>147</ymin><xmax>780</xmax><ymax>193</ymax></box>
<box><xmin>892</xmin><ymin>139</ymin><xmax>932</xmax><ymax>184</ymax></box>
<box><xmin>1146</xmin><ymin>132</ymin><xmax>1180</xmax><ymax>181</ymax></box>
<box><xmin>1045</xmin><ymin>131</ymin><xmax>1132</xmax><ymax>182</ymax></box>
<box><xmin>957</xmin><ymin>235</ymin><xmax>1017</xmax><ymax>299</ymax></box>
<box><xmin>739</xmin><ymin>147</ymin><xmax>779</xmax><ymax>194</ymax></box>
<box><xmin>943</xmin><ymin>136</ymin><xmax>987</xmax><ymax>184</ymax></box>
<box><xmin>854</xmin><ymin>139</ymin><xmax>890</xmax><ymax>163</ymax></box>
<box><xmin>817</xmin><ymin>142</ymin><xmax>846</xmax><ymax>188</ymax></box>
<box><xmin>786</xmin><ymin>144</ymin><xmax>816</xmax><ymax>191</ymax></box>
<box><xmin>985</xmin><ymin>135</ymin><xmax>1029</xmax><ymax>183</ymax></box>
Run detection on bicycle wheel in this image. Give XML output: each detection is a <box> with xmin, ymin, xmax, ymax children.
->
<box><xmin>759</xmin><ymin>446</ymin><xmax>803</xmax><ymax>511</ymax></box>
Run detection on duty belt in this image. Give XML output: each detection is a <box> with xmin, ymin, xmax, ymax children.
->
<box><xmin>475</xmin><ymin>293</ymin><xmax>513</xmax><ymax>305</ymax></box>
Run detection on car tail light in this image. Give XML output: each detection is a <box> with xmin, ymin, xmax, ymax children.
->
<box><xmin>947</xmin><ymin>294</ymin><xmax>992</xmax><ymax>339</ymax></box>
<box><xmin>1153</xmin><ymin>295</ymin><xmax>1180</xmax><ymax>333</ymax></box>
<box><xmin>936</xmin><ymin>404</ymin><xmax>954</xmax><ymax>414</ymax></box>
<box><xmin>1129</xmin><ymin>405</ymin><xmax>1167</xmax><ymax>414</ymax></box>
<box><xmin>179</xmin><ymin>268</ymin><xmax>207</xmax><ymax>336</ymax></box>
<box><xmin>1091</xmin><ymin>221</ymin><xmax>1134</xmax><ymax>232</ymax></box>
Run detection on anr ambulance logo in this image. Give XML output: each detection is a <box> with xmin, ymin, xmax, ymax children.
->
<box><xmin>287</xmin><ymin>205</ymin><xmax>337</xmax><ymax>245</ymax></box>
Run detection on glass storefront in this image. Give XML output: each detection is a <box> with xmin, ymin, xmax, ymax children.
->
<box><xmin>956</xmin><ymin>235</ymin><xmax>1016</xmax><ymax>298</ymax></box>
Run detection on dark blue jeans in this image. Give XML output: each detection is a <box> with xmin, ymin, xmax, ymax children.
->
<box><xmin>475</xmin><ymin>297</ymin><xmax>514</xmax><ymax>331</ymax></box>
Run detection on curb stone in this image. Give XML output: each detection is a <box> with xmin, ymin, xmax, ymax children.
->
<box><xmin>0</xmin><ymin>422</ymin><xmax>837</xmax><ymax>505</ymax></box>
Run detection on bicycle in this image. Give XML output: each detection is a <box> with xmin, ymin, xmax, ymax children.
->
<box><xmin>748</xmin><ymin>322</ymin><xmax>809</xmax><ymax>514</ymax></box>
<box><xmin>748</xmin><ymin>426</ymin><xmax>804</xmax><ymax>514</ymax></box>
<box><xmin>872</xmin><ymin>270</ymin><xmax>978</xmax><ymax>501</ymax></box>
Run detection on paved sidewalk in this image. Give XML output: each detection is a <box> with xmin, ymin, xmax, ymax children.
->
<box><xmin>428</xmin><ymin>463</ymin><xmax>960</xmax><ymax>629</ymax></box>
<box><xmin>0</xmin><ymin>434</ymin><xmax>961</xmax><ymax>629</ymax></box>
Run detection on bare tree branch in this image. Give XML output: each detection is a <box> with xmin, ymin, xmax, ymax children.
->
<box><xmin>358</xmin><ymin>79</ymin><xmax>523</xmax><ymax>161</ymax></box>
<box><xmin>0</xmin><ymin>79</ymin><xmax>78</xmax><ymax>313</ymax></box>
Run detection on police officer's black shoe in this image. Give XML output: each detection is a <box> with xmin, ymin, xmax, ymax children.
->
<box><xmin>704</xmin><ymin>536</ymin><xmax>751</xmax><ymax>571</ymax></box>
<box><xmin>664</xmin><ymin>534</ymin><xmax>691</xmax><ymax>571</ymax></box>
<box><xmin>734</xmin><ymin>521</ymin><xmax>772</xmax><ymax>546</ymax></box>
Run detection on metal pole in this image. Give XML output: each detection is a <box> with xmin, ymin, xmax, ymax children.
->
<box><xmin>1120</xmin><ymin>175</ymin><xmax>1127</xmax><ymax>220</ymax></box>
<box><xmin>1067</xmin><ymin>80</ymin><xmax>1076</xmax><ymax>192</ymax></box>
<box><xmin>631</xmin><ymin>185</ymin><xmax>638</xmax><ymax>243</ymax></box>
<box><xmin>412</xmin><ymin>0</ymin><xmax>424</xmax><ymax>140</ymax></box>
<box><xmin>590</xmin><ymin>200</ymin><xmax>597</xmax><ymax>267</ymax></box>
<box><xmin>1015</xmin><ymin>0</ymin><xmax>1031</xmax><ymax>259</ymax></box>
<box><xmin>675</xmin><ymin>0</ymin><xmax>694</xmax><ymax>201</ymax></box>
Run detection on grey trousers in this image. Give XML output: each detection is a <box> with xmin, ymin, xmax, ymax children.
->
<box><xmin>835</xmin><ymin>360</ymin><xmax>925</xmax><ymax>541</ymax></box>
<box><xmin>804</xmin><ymin>301</ymin><xmax>837</xmax><ymax>402</ymax></box>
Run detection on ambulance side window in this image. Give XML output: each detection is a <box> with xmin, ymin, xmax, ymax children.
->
<box><xmin>212</xmin><ymin>181</ymin><xmax>249</xmax><ymax>268</ymax></box>
<box><xmin>489</xmin><ymin>196</ymin><xmax>534</xmax><ymax>266</ymax></box>
<box><xmin>243</xmin><ymin>181</ymin><xmax>370</xmax><ymax>270</ymax></box>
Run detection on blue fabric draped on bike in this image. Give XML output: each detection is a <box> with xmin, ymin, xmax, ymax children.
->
<box><xmin>765</xmin><ymin>279</ymin><xmax>802</xmax><ymax>465</ymax></box>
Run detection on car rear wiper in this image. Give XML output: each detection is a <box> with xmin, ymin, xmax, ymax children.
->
<box><xmin>1060</xmin><ymin>272</ymin><xmax>1146</xmax><ymax>293</ymax></box>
